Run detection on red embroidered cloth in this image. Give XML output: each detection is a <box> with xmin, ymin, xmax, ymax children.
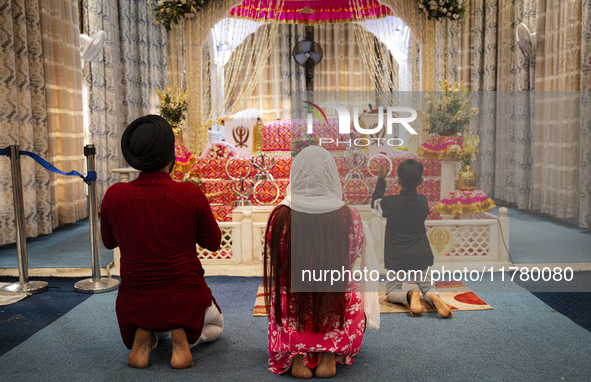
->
<box><xmin>417</xmin><ymin>136</ymin><xmax>464</xmax><ymax>160</ymax></box>
<box><xmin>433</xmin><ymin>190</ymin><xmax>496</xmax><ymax>215</ymax></box>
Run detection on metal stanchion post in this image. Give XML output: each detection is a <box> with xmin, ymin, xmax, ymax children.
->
<box><xmin>74</xmin><ymin>145</ymin><xmax>119</xmax><ymax>293</ymax></box>
<box><xmin>1</xmin><ymin>146</ymin><xmax>48</xmax><ymax>295</ymax></box>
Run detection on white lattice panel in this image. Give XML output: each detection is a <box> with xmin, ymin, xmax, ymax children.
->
<box><xmin>252</xmin><ymin>223</ymin><xmax>267</xmax><ymax>262</ymax></box>
<box><xmin>198</xmin><ymin>226</ymin><xmax>235</xmax><ymax>261</ymax></box>
<box><xmin>426</xmin><ymin>224</ymin><xmax>491</xmax><ymax>257</ymax></box>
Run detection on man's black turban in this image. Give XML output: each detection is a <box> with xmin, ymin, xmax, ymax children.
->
<box><xmin>121</xmin><ymin>115</ymin><xmax>175</xmax><ymax>172</ymax></box>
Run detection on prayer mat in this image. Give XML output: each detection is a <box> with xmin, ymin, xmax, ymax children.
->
<box><xmin>253</xmin><ymin>281</ymin><xmax>492</xmax><ymax>317</ymax></box>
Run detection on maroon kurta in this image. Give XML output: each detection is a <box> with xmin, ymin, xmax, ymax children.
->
<box><xmin>100</xmin><ymin>171</ymin><xmax>221</xmax><ymax>349</ymax></box>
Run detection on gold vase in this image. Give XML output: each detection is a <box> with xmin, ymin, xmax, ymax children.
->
<box><xmin>170</xmin><ymin>122</ymin><xmax>182</xmax><ymax>141</ymax></box>
<box><xmin>456</xmin><ymin>165</ymin><xmax>477</xmax><ymax>191</ymax></box>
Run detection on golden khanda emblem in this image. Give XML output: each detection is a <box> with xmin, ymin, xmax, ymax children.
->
<box><xmin>428</xmin><ymin>227</ymin><xmax>453</xmax><ymax>255</ymax></box>
<box><xmin>369</xmin><ymin>124</ymin><xmax>385</xmax><ymax>145</ymax></box>
<box><xmin>233</xmin><ymin>126</ymin><xmax>249</xmax><ymax>148</ymax></box>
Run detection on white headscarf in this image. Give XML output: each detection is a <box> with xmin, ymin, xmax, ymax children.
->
<box><xmin>280</xmin><ymin>146</ymin><xmax>380</xmax><ymax>329</ymax></box>
<box><xmin>280</xmin><ymin>146</ymin><xmax>344</xmax><ymax>214</ymax></box>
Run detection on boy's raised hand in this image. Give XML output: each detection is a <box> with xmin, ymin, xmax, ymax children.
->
<box><xmin>378</xmin><ymin>164</ymin><xmax>388</xmax><ymax>179</ymax></box>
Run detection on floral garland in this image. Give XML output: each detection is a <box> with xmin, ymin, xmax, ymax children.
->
<box><xmin>450</xmin><ymin>135</ymin><xmax>480</xmax><ymax>170</ymax></box>
<box><xmin>416</xmin><ymin>0</ymin><xmax>469</xmax><ymax>22</ymax></box>
<box><xmin>419</xmin><ymin>80</ymin><xmax>479</xmax><ymax>136</ymax></box>
<box><xmin>149</xmin><ymin>0</ymin><xmax>214</xmax><ymax>32</ymax></box>
<box><xmin>291</xmin><ymin>132</ymin><xmax>319</xmax><ymax>157</ymax></box>
<box><xmin>156</xmin><ymin>84</ymin><xmax>189</xmax><ymax>125</ymax></box>
<box><xmin>181</xmin><ymin>172</ymin><xmax>224</xmax><ymax>198</ymax></box>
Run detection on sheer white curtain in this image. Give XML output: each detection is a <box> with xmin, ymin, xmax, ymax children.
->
<box><xmin>313</xmin><ymin>23</ymin><xmax>374</xmax><ymax>94</ymax></box>
<box><xmin>243</xmin><ymin>24</ymin><xmax>306</xmax><ymax>122</ymax></box>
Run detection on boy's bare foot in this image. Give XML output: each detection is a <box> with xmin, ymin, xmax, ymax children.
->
<box><xmin>408</xmin><ymin>290</ymin><xmax>423</xmax><ymax>317</ymax></box>
<box><xmin>127</xmin><ymin>328</ymin><xmax>153</xmax><ymax>368</ymax></box>
<box><xmin>291</xmin><ymin>354</ymin><xmax>313</xmax><ymax>379</ymax></box>
<box><xmin>315</xmin><ymin>352</ymin><xmax>336</xmax><ymax>378</ymax></box>
<box><xmin>171</xmin><ymin>328</ymin><xmax>194</xmax><ymax>369</ymax></box>
<box><xmin>431</xmin><ymin>294</ymin><xmax>453</xmax><ymax>318</ymax></box>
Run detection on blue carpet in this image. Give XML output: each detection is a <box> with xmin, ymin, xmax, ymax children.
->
<box><xmin>1</xmin><ymin>276</ymin><xmax>591</xmax><ymax>381</ymax></box>
<box><xmin>0</xmin><ymin>218</ymin><xmax>113</xmax><ymax>268</ymax></box>
<box><xmin>514</xmin><ymin>271</ymin><xmax>591</xmax><ymax>332</ymax></box>
<box><xmin>0</xmin><ymin>277</ymin><xmax>95</xmax><ymax>357</ymax></box>
<box><xmin>490</xmin><ymin>206</ymin><xmax>591</xmax><ymax>263</ymax></box>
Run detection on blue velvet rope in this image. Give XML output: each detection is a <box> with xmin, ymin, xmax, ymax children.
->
<box><xmin>0</xmin><ymin>148</ymin><xmax>96</xmax><ymax>184</ymax></box>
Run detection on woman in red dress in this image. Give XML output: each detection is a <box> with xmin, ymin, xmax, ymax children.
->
<box><xmin>101</xmin><ymin>115</ymin><xmax>223</xmax><ymax>369</ymax></box>
<box><xmin>264</xmin><ymin>146</ymin><xmax>379</xmax><ymax>378</ymax></box>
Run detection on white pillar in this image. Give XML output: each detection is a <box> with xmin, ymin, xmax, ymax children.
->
<box><xmin>440</xmin><ymin>159</ymin><xmax>456</xmax><ymax>200</ymax></box>
<box><xmin>241</xmin><ymin>210</ymin><xmax>253</xmax><ymax>264</ymax></box>
<box><xmin>497</xmin><ymin>207</ymin><xmax>510</xmax><ymax>263</ymax></box>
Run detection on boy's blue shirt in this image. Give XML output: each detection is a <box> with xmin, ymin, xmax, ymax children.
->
<box><xmin>371</xmin><ymin>178</ymin><xmax>434</xmax><ymax>271</ymax></box>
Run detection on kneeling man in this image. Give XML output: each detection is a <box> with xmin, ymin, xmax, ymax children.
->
<box><xmin>101</xmin><ymin>115</ymin><xmax>223</xmax><ymax>369</ymax></box>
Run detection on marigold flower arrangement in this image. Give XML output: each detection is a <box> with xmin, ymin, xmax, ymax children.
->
<box><xmin>449</xmin><ymin>135</ymin><xmax>480</xmax><ymax>170</ymax></box>
<box><xmin>416</xmin><ymin>0</ymin><xmax>469</xmax><ymax>22</ymax></box>
<box><xmin>149</xmin><ymin>0</ymin><xmax>213</xmax><ymax>32</ymax></box>
<box><xmin>156</xmin><ymin>84</ymin><xmax>189</xmax><ymax>125</ymax></box>
<box><xmin>419</xmin><ymin>80</ymin><xmax>479</xmax><ymax>136</ymax></box>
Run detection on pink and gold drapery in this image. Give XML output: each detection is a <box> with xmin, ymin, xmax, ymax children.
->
<box><xmin>228</xmin><ymin>0</ymin><xmax>392</xmax><ymax>24</ymax></box>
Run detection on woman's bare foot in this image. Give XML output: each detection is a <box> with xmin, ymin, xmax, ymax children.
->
<box><xmin>291</xmin><ymin>354</ymin><xmax>313</xmax><ymax>379</ymax></box>
<box><xmin>315</xmin><ymin>352</ymin><xmax>336</xmax><ymax>378</ymax></box>
<box><xmin>408</xmin><ymin>290</ymin><xmax>423</xmax><ymax>317</ymax></box>
<box><xmin>170</xmin><ymin>328</ymin><xmax>194</xmax><ymax>369</ymax></box>
<box><xmin>430</xmin><ymin>294</ymin><xmax>453</xmax><ymax>318</ymax></box>
<box><xmin>127</xmin><ymin>328</ymin><xmax>153</xmax><ymax>368</ymax></box>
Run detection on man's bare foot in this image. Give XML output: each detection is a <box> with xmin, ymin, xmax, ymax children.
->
<box><xmin>291</xmin><ymin>354</ymin><xmax>313</xmax><ymax>379</ymax></box>
<box><xmin>170</xmin><ymin>328</ymin><xmax>194</xmax><ymax>369</ymax></box>
<box><xmin>408</xmin><ymin>290</ymin><xmax>423</xmax><ymax>317</ymax></box>
<box><xmin>127</xmin><ymin>328</ymin><xmax>153</xmax><ymax>368</ymax></box>
<box><xmin>315</xmin><ymin>352</ymin><xmax>336</xmax><ymax>378</ymax></box>
<box><xmin>431</xmin><ymin>294</ymin><xmax>453</xmax><ymax>318</ymax></box>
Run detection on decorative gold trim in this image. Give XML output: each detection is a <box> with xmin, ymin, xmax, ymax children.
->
<box><xmin>254</xmin><ymin>120</ymin><xmax>262</xmax><ymax>154</ymax></box>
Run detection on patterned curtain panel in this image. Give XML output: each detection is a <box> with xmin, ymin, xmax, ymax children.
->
<box><xmin>118</xmin><ymin>1</ymin><xmax>168</xmax><ymax>136</ymax></box>
<box><xmin>431</xmin><ymin>0</ymin><xmax>591</xmax><ymax>228</ymax></box>
<box><xmin>0</xmin><ymin>0</ymin><xmax>52</xmax><ymax>246</ymax></box>
<box><xmin>465</xmin><ymin>0</ymin><xmax>498</xmax><ymax>197</ymax></box>
<box><xmin>531</xmin><ymin>0</ymin><xmax>582</xmax><ymax>220</ymax></box>
<box><xmin>580</xmin><ymin>0</ymin><xmax>591</xmax><ymax>229</ymax></box>
<box><xmin>494</xmin><ymin>0</ymin><xmax>536</xmax><ymax>210</ymax></box>
<box><xmin>39</xmin><ymin>0</ymin><xmax>87</xmax><ymax>226</ymax></box>
<box><xmin>82</xmin><ymin>0</ymin><xmax>167</xmax><ymax>204</ymax></box>
<box><xmin>0</xmin><ymin>0</ymin><xmax>84</xmax><ymax>245</ymax></box>
<box><xmin>435</xmin><ymin>0</ymin><xmax>536</xmax><ymax>208</ymax></box>
<box><xmin>82</xmin><ymin>0</ymin><xmax>122</xmax><ymax>205</ymax></box>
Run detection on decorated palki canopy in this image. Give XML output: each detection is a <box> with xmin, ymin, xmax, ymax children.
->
<box><xmin>228</xmin><ymin>0</ymin><xmax>393</xmax><ymax>24</ymax></box>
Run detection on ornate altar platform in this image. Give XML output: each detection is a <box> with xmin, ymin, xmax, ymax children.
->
<box><xmin>110</xmin><ymin>123</ymin><xmax>511</xmax><ymax>276</ymax></box>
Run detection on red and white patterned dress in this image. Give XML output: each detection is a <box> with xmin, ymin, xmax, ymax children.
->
<box><xmin>267</xmin><ymin>207</ymin><xmax>366</xmax><ymax>374</ymax></box>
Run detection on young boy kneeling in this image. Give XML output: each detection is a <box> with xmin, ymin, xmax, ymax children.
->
<box><xmin>371</xmin><ymin>158</ymin><xmax>452</xmax><ymax>318</ymax></box>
